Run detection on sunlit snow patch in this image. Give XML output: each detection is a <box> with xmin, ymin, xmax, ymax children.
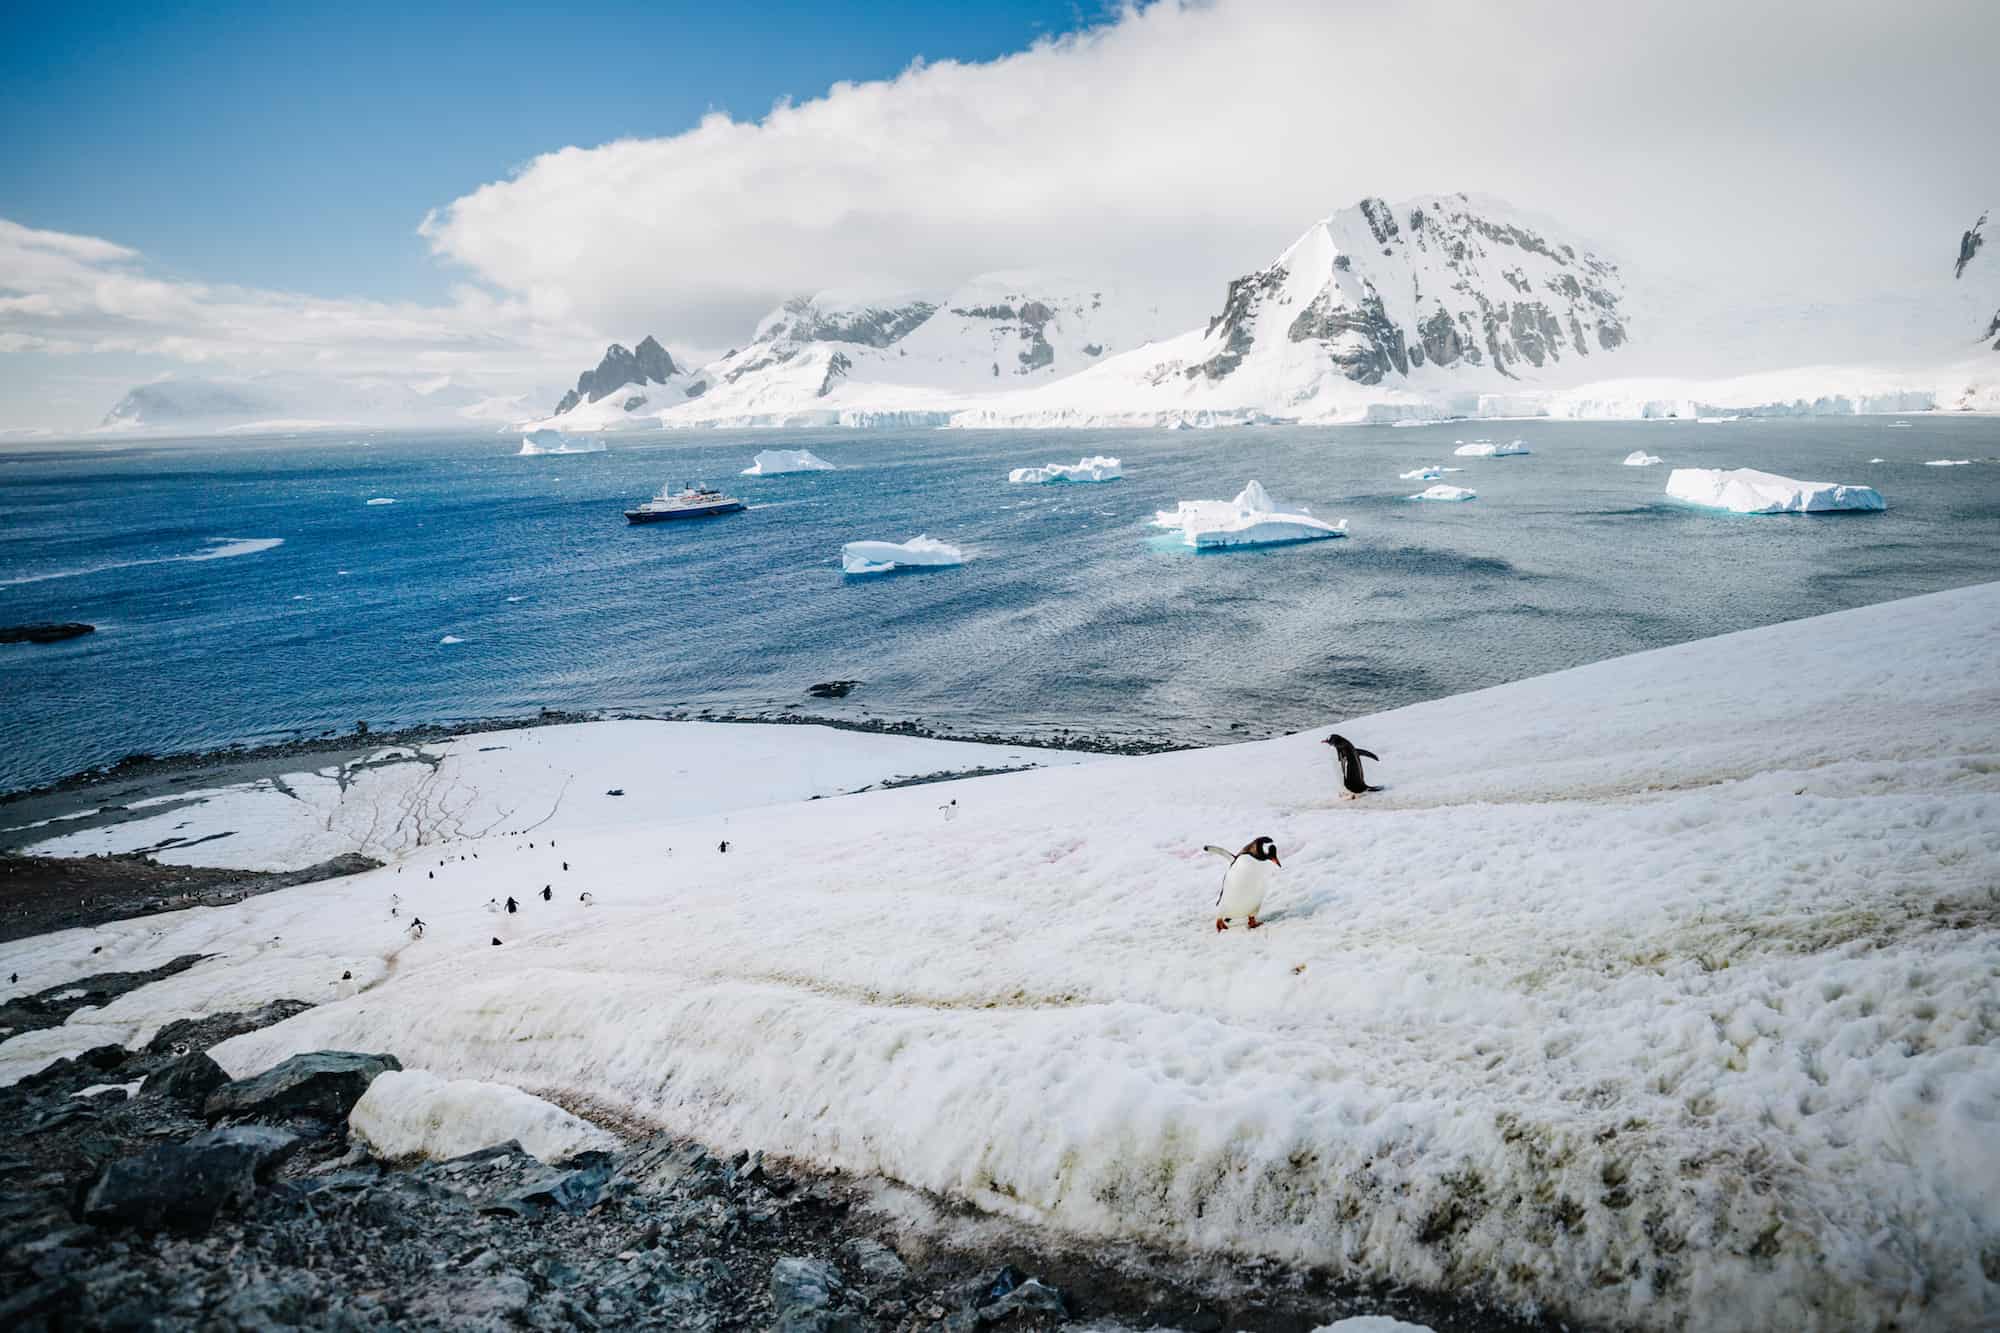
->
<box><xmin>518</xmin><ymin>429</ymin><xmax>607</xmax><ymax>456</ymax></box>
<box><xmin>841</xmin><ymin>535</ymin><xmax>965</xmax><ymax>575</ymax></box>
<box><xmin>349</xmin><ymin>1069</ymin><xmax>619</xmax><ymax>1163</ymax></box>
<box><xmin>1665</xmin><ymin>467</ymin><xmax>1886</xmax><ymax>514</ymax></box>
<box><xmin>1008</xmin><ymin>456</ymin><xmax>1123</xmax><ymax>484</ymax></box>
<box><xmin>1153</xmin><ymin>480</ymin><xmax>1346</xmax><ymax>549</ymax></box>
<box><xmin>743</xmin><ymin>449</ymin><xmax>837</xmax><ymax>476</ymax></box>
<box><xmin>1622</xmin><ymin>450</ymin><xmax>1663</xmax><ymax>467</ymax></box>
<box><xmin>1408</xmin><ymin>484</ymin><xmax>1477</xmax><ymax>502</ymax></box>
<box><xmin>1453</xmin><ymin>438</ymin><xmax>1531</xmax><ymax>457</ymax></box>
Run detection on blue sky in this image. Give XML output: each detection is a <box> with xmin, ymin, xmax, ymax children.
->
<box><xmin>0</xmin><ymin>1</ymin><xmax>1099</xmax><ymax>304</ymax></box>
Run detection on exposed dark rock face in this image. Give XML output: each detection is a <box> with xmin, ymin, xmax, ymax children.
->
<box><xmin>203</xmin><ymin>1051</ymin><xmax>401</xmax><ymax>1123</ymax></box>
<box><xmin>142</xmin><ymin>1052</ymin><xmax>230</xmax><ymax>1108</ymax></box>
<box><xmin>1956</xmin><ymin>211</ymin><xmax>1985</xmax><ymax>280</ymax></box>
<box><xmin>1187</xmin><ymin>267</ymin><xmax>1287</xmax><ymax>381</ymax></box>
<box><xmin>555</xmin><ymin>335</ymin><xmax>679</xmax><ymax>414</ymax></box>
<box><xmin>817</xmin><ymin>351</ymin><xmax>854</xmax><ymax>398</ymax></box>
<box><xmin>947</xmin><ymin>299</ymin><xmax>1063</xmax><ymax>375</ymax></box>
<box><xmin>0</xmin><ymin>623</ymin><xmax>95</xmax><ymax>644</ymax></box>
<box><xmin>84</xmin><ymin>1125</ymin><xmax>303</xmax><ymax>1232</ymax></box>
<box><xmin>1288</xmin><ymin>287</ymin><xmax>1408</xmax><ymax>384</ymax></box>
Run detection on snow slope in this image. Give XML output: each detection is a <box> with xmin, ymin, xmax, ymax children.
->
<box><xmin>9</xmin><ymin>587</ymin><xmax>1996</xmax><ymax>1330</ymax></box>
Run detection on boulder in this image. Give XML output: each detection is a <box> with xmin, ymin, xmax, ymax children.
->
<box><xmin>143</xmin><ymin>1051</ymin><xmax>228</xmax><ymax>1107</ymax></box>
<box><xmin>204</xmin><ymin>1051</ymin><xmax>400</xmax><ymax>1122</ymax></box>
<box><xmin>83</xmin><ymin>1125</ymin><xmax>301</xmax><ymax>1232</ymax></box>
<box><xmin>771</xmin><ymin>1256</ymin><xmax>843</xmax><ymax>1315</ymax></box>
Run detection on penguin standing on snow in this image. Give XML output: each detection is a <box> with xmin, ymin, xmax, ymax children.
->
<box><xmin>1322</xmin><ymin>734</ymin><xmax>1382</xmax><ymax>798</ymax></box>
<box><xmin>540</xmin><ymin>885</ymin><xmax>551</xmax><ymax>902</ymax></box>
<box><xmin>1204</xmin><ymin>837</ymin><xmax>1281</xmax><ymax>932</ymax></box>
<box><xmin>505</xmin><ymin>896</ymin><xmax>518</xmax><ymax>914</ymax></box>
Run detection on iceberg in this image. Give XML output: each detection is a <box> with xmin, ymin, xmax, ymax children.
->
<box><xmin>1453</xmin><ymin>438</ymin><xmax>1531</xmax><ymax>457</ymax></box>
<box><xmin>365</xmin><ymin>496</ymin><xmax>397</xmax><ymax>505</ymax></box>
<box><xmin>518</xmin><ymin>429</ymin><xmax>606</xmax><ymax>456</ymax></box>
<box><xmin>841</xmin><ymin>534</ymin><xmax>965</xmax><ymax>575</ymax></box>
<box><xmin>1622</xmin><ymin>451</ymin><xmax>1663</xmax><ymax>467</ymax></box>
<box><xmin>1665</xmin><ymin>467</ymin><xmax>1886</xmax><ymax>514</ymax></box>
<box><xmin>1008</xmin><ymin>455</ymin><xmax>1123</xmax><ymax>484</ymax></box>
<box><xmin>1923</xmin><ymin>459</ymin><xmax>1974</xmax><ymax>467</ymax></box>
<box><xmin>742</xmin><ymin>448</ymin><xmax>837</xmax><ymax>476</ymax></box>
<box><xmin>1408</xmin><ymin>484</ymin><xmax>1477</xmax><ymax>502</ymax></box>
<box><xmin>1397</xmin><ymin>465</ymin><xmax>1463</xmax><ymax>481</ymax></box>
<box><xmin>1153</xmin><ymin>480</ymin><xmax>1346</xmax><ymax>549</ymax></box>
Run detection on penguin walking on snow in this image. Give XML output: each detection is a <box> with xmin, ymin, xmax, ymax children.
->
<box><xmin>1205</xmin><ymin>837</ymin><xmax>1281</xmax><ymax>932</ymax></box>
<box><xmin>540</xmin><ymin>885</ymin><xmax>552</xmax><ymax>902</ymax></box>
<box><xmin>1322</xmin><ymin>734</ymin><xmax>1382</xmax><ymax>798</ymax></box>
<box><xmin>505</xmin><ymin>896</ymin><xmax>518</xmax><ymax>914</ymax></box>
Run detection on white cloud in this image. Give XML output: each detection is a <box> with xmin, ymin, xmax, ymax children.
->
<box><xmin>422</xmin><ymin>0</ymin><xmax>1998</xmax><ymax>349</ymax></box>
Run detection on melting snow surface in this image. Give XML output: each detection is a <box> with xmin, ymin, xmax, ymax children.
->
<box><xmin>743</xmin><ymin>449</ymin><xmax>837</xmax><ymax>476</ymax></box>
<box><xmin>349</xmin><ymin>1069</ymin><xmax>619</xmax><ymax>1163</ymax></box>
<box><xmin>1665</xmin><ymin>467</ymin><xmax>1886</xmax><ymax>513</ymax></box>
<box><xmin>841</xmin><ymin>535</ymin><xmax>965</xmax><ymax>575</ymax></box>
<box><xmin>1008</xmin><ymin>456</ymin><xmax>1123</xmax><ymax>484</ymax></box>
<box><xmin>3</xmin><ymin>586</ymin><xmax>1998</xmax><ymax>1330</ymax></box>
<box><xmin>1153</xmin><ymin>480</ymin><xmax>1346</xmax><ymax>549</ymax></box>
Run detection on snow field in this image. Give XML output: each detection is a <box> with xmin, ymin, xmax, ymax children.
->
<box><xmin>2</xmin><ymin>586</ymin><xmax>1995</xmax><ymax>1330</ymax></box>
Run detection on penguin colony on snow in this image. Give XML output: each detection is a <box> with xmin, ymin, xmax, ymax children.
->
<box><xmin>371</xmin><ymin>735</ymin><xmax>1380</xmax><ymax>977</ymax></box>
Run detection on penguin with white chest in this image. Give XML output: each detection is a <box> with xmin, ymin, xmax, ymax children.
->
<box><xmin>1204</xmin><ymin>836</ymin><xmax>1281</xmax><ymax>931</ymax></box>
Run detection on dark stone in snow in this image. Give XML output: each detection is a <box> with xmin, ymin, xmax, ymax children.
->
<box><xmin>144</xmin><ymin>1051</ymin><xmax>228</xmax><ymax>1107</ymax></box>
<box><xmin>84</xmin><ymin>1125</ymin><xmax>301</xmax><ymax>1232</ymax></box>
<box><xmin>203</xmin><ymin>1050</ymin><xmax>400</xmax><ymax>1122</ymax></box>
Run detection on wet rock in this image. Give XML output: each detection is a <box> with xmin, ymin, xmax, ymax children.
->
<box><xmin>83</xmin><ymin>1125</ymin><xmax>301</xmax><ymax>1232</ymax></box>
<box><xmin>842</xmin><ymin>1236</ymin><xmax>910</xmax><ymax>1293</ymax></box>
<box><xmin>143</xmin><ymin>1050</ymin><xmax>228</xmax><ymax>1106</ymax></box>
<box><xmin>772</xmin><ymin>1255</ymin><xmax>843</xmax><ymax>1313</ymax></box>
<box><xmin>981</xmin><ymin>1278</ymin><xmax>1069</xmax><ymax>1322</ymax></box>
<box><xmin>203</xmin><ymin>1050</ymin><xmax>400</xmax><ymax>1122</ymax></box>
<box><xmin>485</xmin><ymin>1153</ymin><xmax>613</xmax><ymax>1217</ymax></box>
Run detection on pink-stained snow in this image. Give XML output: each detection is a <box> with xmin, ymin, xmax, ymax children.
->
<box><xmin>1</xmin><ymin>586</ymin><xmax>1997</xmax><ymax>1330</ymax></box>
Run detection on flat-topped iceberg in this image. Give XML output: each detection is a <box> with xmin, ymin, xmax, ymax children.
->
<box><xmin>1409</xmin><ymin>484</ymin><xmax>1477</xmax><ymax>502</ymax></box>
<box><xmin>518</xmin><ymin>429</ymin><xmax>606</xmax><ymax>456</ymax></box>
<box><xmin>1398</xmin><ymin>465</ymin><xmax>1462</xmax><ymax>481</ymax></box>
<box><xmin>1153</xmin><ymin>480</ymin><xmax>1346</xmax><ymax>549</ymax></box>
<box><xmin>1665</xmin><ymin>467</ymin><xmax>1886</xmax><ymax>514</ymax></box>
<box><xmin>743</xmin><ymin>448</ymin><xmax>837</xmax><ymax>476</ymax></box>
<box><xmin>1008</xmin><ymin>455</ymin><xmax>1122</xmax><ymax>484</ymax></box>
<box><xmin>1623</xmin><ymin>450</ymin><xmax>1663</xmax><ymax>466</ymax></box>
<box><xmin>1923</xmin><ymin>459</ymin><xmax>1973</xmax><ymax>467</ymax></box>
<box><xmin>841</xmin><ymin>534</ymin><xmax>965</xmax><ymax>575</ymax></box>
<box><xmin>1454</xmin><ymin>438</ymin><xmax>1531</xmax><ymax>457</ymax></box>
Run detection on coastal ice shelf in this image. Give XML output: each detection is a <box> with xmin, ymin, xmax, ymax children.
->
<box><xmin>2</xmin><ymin>585</ymin><xmax>1998</xmax><ymax>1332</ymax></box>
<box><xmin>1665</xmin><ymin>467</ymin><xmax>1886</xmax><ymax>514</ymax></box>
<box><xmin>840</xmin><ymin>535</ymin><xmax>965</xmax><ymax>575</ymax></box>
<box><xmin>1153</xmin><ymin>480</ymin><xmax>1346</xmax><ymax>549</ymax></box>
<box><xmin>1007</xmin><ymin>456</ymin><xmax>1123</xmax><ymax>484</ymax></box>
<box><xmin>742</xmin><ymin>449</ymin><xmax>837</xmax><ymax>476</ymax></box>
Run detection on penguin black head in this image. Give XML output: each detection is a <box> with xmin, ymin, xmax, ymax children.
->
<box><xmin>1241</xmin><ymin>836</ymin><xmax>1281</xmax><ymax>867</ymax></box>
<box><xmin>1321</xmin><ymin>733</ymin><xmax>1351</xmax><ymax>754</ymax></box>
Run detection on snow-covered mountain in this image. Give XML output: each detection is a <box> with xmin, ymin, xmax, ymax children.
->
<box><xmin>523</xmin><ymin>276</ymin><xmax>1163</xmax><ymax>431</ymax></box>
<box><xmin>551</xmin><ymin>335</ymin><xmax>680</xmax><ymax>415</ymax></box>
<box><xmin>1956</xmin><ymin>209</ymin><xmax>1996</xmax><ymax>351</ymax></box>
<box><xmin>958</xmin><ymin>193</ymin><xmax>1631</xmax><ymax>426</ymax></box>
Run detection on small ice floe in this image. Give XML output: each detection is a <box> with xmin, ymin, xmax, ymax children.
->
<box><xmin>1623</xmin><ymin>450</ymin><xmax>1664</xmax><ymax>467</ymax></box>
<box><xmin>1398</xmin><ymin>465</ymin><xmax>1461</xmax><ymax>481</ymax></box>
<box><xmin>1453</xmin><ymin>438</ymin><xmax>1531</xmax><ymax>457</ymax></box>
<box><xmin>505</xmin><ymin>595</ymin><xmax>525</xmax><ymax>602</ymax></box>
<box><xmin>1870</xmin><ymin>457</ymin><xmax>1886</xmax><ymax>463</ymax></box>
<box><xmin>1889</xmin><ymin>420</ymin><xmax>1913</xmax><ymax>428</ymax></box>
<box><xmin>1153</xmin><ymin>480</ymin><xmax>1346</xmax><ymax>549</ymax></box>
<box><xmin>518</xmin><ymin>429</ymin><xmax>606</xmax><ymax>456</ymax></box>
<box><xmin>1666</xmin><ymin>467</ymin><xmax>1885</xmax><ymax>514</ymax></box>
<box><xmin>1923</xmin><ymin>459</ymin><xmax>1974</xmax><ymax>467</ymax></box>
<box><xmin>841</xmin><ymin>535</ymin><xmax>965</xmax><ymax>575</ymax></box>
<box><xmin>1408</xmin><ymin>484</ymin><xmax>1477</xmax><ymax>502</ymax></box>
<box><xmin>743</xmin><ymin>449</ymin><xmax>837</xmax><ymax>476</ymax></box>
<box><xmin>1008</xmin><ymin>456</ymin><xmax>1122</xmax><ymax>484</ymax></box>
<box><xmin>365</xmin><ymin>497</ymin><xmax>397</xmax><ymax>505</ymax></box>
<box><xmin>439</xmin><ymin>635</ymin><xmax>465</xmax><ymax>645</ymax></box>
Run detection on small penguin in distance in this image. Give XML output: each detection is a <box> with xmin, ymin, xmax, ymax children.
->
<box><xmin>505</xmin><ymin>896</ymin><xmax>518</xmax><ymax>914</ymax></box>
<box><xmin>491</xmin><ymin>937</ymin><xmax>502</xmax><ymax>946</ymax></box>
<box><xmin>408</xmin><ymin>917</ymin><xmax>425</xmax><ymax>939</ymax></box>
<box><xmin>540</xmin><ymin>885</ymin><xmax>552</xmax><ymax>902</ymax></box>
<box><xmin>1322</xmin><ymin>734</ymin><xmax>1383</xmax><ymax>798</ymax></box>
<box><xmin>718</xmin><ymin>840</ymin><xmax>730</xmax><ymax>854</ymax></box>
<box><xmin>1204</xmin><ymin>837</ymin><xmax>1282</xmax><ymax>932</ymax></box>
<box><xmin>579</xmin><ymin>892</ymin><xmax>594</xmax><ymax>906</ymax></box>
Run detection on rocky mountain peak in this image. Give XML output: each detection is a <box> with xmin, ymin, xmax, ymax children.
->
<box><xmin>754</xmin><ymin>296</ymin><xmax>938</xmax><ymax>349</ymax></box>
<box><xmin>554</xmin><ymin>336</ymin><xmax>679</xmax><ymax>415</ymax></box>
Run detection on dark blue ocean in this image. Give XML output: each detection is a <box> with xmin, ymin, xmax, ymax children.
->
<box><xmin>3</xmin><ymin>419</ymin><xmax>1997</xmax><ymax>793</ymax></box>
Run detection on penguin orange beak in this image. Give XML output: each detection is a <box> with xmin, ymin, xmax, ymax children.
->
<box><xmin>1271</xmin><ymin>853</ymin><xmax>1282</xmax><ymax>867</ymax></box>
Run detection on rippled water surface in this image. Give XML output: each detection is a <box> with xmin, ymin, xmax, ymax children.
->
<box><xmin>3</xmin><ymin>419</ymin><xmax>1997</xmax><ymax>791</ymax></box>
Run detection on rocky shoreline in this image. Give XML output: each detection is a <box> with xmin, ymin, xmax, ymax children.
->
<box><xmin>0</xmin><ymin>963</ymin><xmax>1547</xmax><ymax>1333</ymax></box>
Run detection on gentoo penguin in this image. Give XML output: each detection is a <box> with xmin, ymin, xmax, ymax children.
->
<box><xmin>485</xmin><ymin>897</ymin><xmax>500</xmax><ymax>912</ymax></box>
<box><xmin>1204</xmin><ymin>837</ymin><xmax>1281</xmax><ymax>931</ymax></box>
<box><xmin>505</xmin><ymin>896</ymin><xmax>518</xmax><ymax>914</ymax></box>
<box><xmin>1322</xmin><ymin>734</ymin><xmax>1382</xmax><ymax>798</ymax></box>
<box><xmin>562</xmin><ymin>861</ymin><xmax>569</xmax><ymax>872</ymax></box>
<box><xmin>407</xmin><ymin>918</ymin><xmax>425</xmax><ymax>939</ymax></box>
<box><xmin>579</xmin><ymin>892</ymin><xmax>594</xmax><ymax>906</ymax></box>
<box><xmin>718</xmin><ymin>840</ymin><xmax>730</xmax><ymax>854</ymax></box>
<box><xmin>540</xmin><ymin>885</ymin><xmax>552</xmax><ymax>902</ymax></box>
<box><xmin>491</xmin><ymin>937</ymin><xmax>502</xmax><ymax>946</ymax></box>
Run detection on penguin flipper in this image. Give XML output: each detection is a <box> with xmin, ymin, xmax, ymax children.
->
<box><xmin>1356</xmin><ymin>748</ymin><xmax>1380</xmax><ymax>761</ymax></box>
<box><xmin>1202</xmin><ymin>845</ymin><xmax>1234</xmax><ymax>859</ymax></box>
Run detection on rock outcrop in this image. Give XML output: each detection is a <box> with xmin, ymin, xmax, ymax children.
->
<box><xmin>553</xmin><ymin>335</ymin><xmax>679</xmax><ymax>414</ymax></box>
